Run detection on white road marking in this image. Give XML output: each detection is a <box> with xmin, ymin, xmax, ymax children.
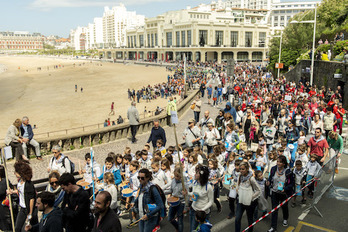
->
<box><xmin>211</xmin><ymin>218</ymin><xmax>236</xmax><ymax>231</ymax></box>
<box><xmin>298</xmin><ymin>209</ymin><xmax>310</xmax><ymax>221</ymax></box>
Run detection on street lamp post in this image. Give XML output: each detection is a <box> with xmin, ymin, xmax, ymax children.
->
<box><xmin>278</xmin><ymin>31</ymin><xmax>283</xmax><ymax>79</ymax></box>
<box><xmin>291</xmin><ymin>4</ymin><xmax>317</xmax><ymax>86</ymax></box>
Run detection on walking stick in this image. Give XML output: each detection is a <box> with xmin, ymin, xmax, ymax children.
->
<box><xmin>1</xmin><ymin>148</ymin><xmax>15</xmax><ymax>232</ymax></box>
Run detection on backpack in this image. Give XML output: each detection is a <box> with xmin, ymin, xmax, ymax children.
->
<box><xmin>51</xmin><ymin>156</ymin><xmax>75</xmax><ymax>174</ymax></box>
<box><xmin>149</xmin><ymin>184</ymin><xmax>167</xmax><ymax>217</ymax></box>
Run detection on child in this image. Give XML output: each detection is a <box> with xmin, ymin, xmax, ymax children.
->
<box><xmin>258</xmin><ymin>134</ymin><xmax>267</xmax><ymax>155</ymax></box>
<box><xmin>124</xmin><ymin>147</ymin><xmax>135</xmax><ymax>160</ymax></box>
<box><xmin>195</xmin><ymin>210</ymin><xmax>213</xmax><ymax>232</ymax></box>
<box><xmin>161</xmin><ymin>159</ymin><xmax>172</xmax><ymax>191</ymax></box>
<box><xmin>292</xmin><ymin>160</ymin><xmax>307</xmax><ymax>207</ymax></box>
<box><xmin>213</xmin><ymin>146</ymin><xmax>225</xmax><ymax>168</ymax></box>
<box><xmin>165</xmin><ymin>154</ymin><xmax>175</xmax><ymax>176</ymax></box>
<box><xmin>79</xmin><ymin>153</ymin><xmax>101</xmax><ymax>184</ymax></box>
<box><xmin>115</xmin><ymin>154</ymin><xmax>124</xmax><ymax>174</ymax></box>
<box><xmin>295</xmin><ymin>145</ymin><xmax>309</xmax><ymax>167</ymax></box>
<box><xmin>297</xmin><ymin>130</ymin><xmax>306</xmax><ymax>145</ymax></box>
<box><xmin>264</xmin><ymin>150</ymin><xmax>278</xmax><ymax>175</ymax></box>
<box><xmin>135</xmin><ymin>150</ymin><xmax>142</xmax><ymax>161</ymax></box>
<box><xmin>143</xmin><ymin>144</ymin><xmax>153</xmax><ymax>159</ymax></box>
<box><xmin>188</xmin><ymin>154</ymin><xmax>199</xmax><ymax>181</ymax></box>
<box><xmin>103</xmin><ymin>172</ymin><xmax>118</xmax><ymax>213</ymax></box>
<box><xmin>98</xmin><ymin>157</ymin><xmax>122</xmax><ymax>186</ymax></box>
<box><xmin>208</xmin><ymin>159</ymin><xmax>222</xmax><ymax>212</ymax></box>
<box><xmin>305</xmin><ymin>154</ymin><xmax>321</xmax><ymax>198</ymax></box>
<box><xmin>126</xmin><ymin>160</ymin><xmax>140</xmax><ymax>225</ymax></box>
<box><xmin>238</xmin><ymin>129</ymin><xmax>246</xmax><ymax>143</ymax></box>
<box><xmin>164</xmin><ymin>167</ymin><xmax>188</xmax><ymax>232</ymax></box>
<box><xmin>123</xmin><ymin>154</ymin><xmax>132</xmax><ymax>180</ymax></box>
<box><xmin>255</xmin><ymin>148</ymin><xmax>267</xmax><ymax>172</ymax></box>
<box><xmin>151</xmin><ymin>162</ymin><xmax>168</xmax><ymax>186</ymax></box>
<box><xmin>226</xmin><ymin>159</ymin><xmax>241</xmax><ymax>219</ymax></box>
<box><xmin>139</xmin><ymin>150</ymin><xmax>152</xmax><ymax>170</ymax></box>
<box><xmin>155</xmin><ymin>139</ymin><xmax>166</xmax><ymax>156</ymax></box>
<box><xmin>193</xmin><ymin>146</ymin><xmax>205</xmax><ymax>164</ymax></box>
<box><xmin>254</xmin><ymin>170</ymin><xmax>268</xmax><ymax>219</ymax></box>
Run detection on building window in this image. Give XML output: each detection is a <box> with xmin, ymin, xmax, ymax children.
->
<box><xmin>199</xmin><ymin>30</ymin><xmax>208</xmax><ymax>46</ymax></box>
<box><xmin>147</xmin><ymin>34</ymin><xmax>150</xmax><ymax>47</ymax></box>
<box><xmin>134</xmin><ymin>35</ymin><xmax>136</xmax><ymax>47</ymax></box>
<box><xmin>259</xmin><ymin>32</ymin><xmax>266</xmax><ymax>47</ymax></box>
<box><xmin>166</xmin><ymin>32</ymin><xmax>172</xmax><ymax>46</ymax></box>
<box><xmin>231</xmin><ymin>31</ymin><xmax>238</xmax><ymax>47</ymax></box>
<box><xmin>131</xmin><ymin>36</ymin><xmax>133</xmax><ymax>48</ymax></box>
<box><xmin>281</xmin><ymin>16</ymin><xmax>284</xmax><ymax>21</ymax></box>
<box><xmin>215</xmin><ymin>31</ymin><xmax>223</xmax><ymax>46</ymax></box>
<box><xmin>176</xmin><ymin>31</ymin><xmax>180</xmax><ymax>46</ymax></box>
<box><xmin>127</xmin><ymin>36</ymin><xmax>130</xmax><ymax>48</ymax></box>
<box><xmin>287</xmin><ymin>16</ymin><xmax>291</xmax><ymax>21</ymax></box>
<box><xmin>274</xmin><ymin>16</ymin><xmax>278</xmax><ymax>21</ymax></box>
<box><xmin>245</xmin><ymin>32</ymin><xmax>252</xmax><ymax>47</ymax></box>
<box><xmin>181</xmin><ymin>31</ymin><xmax>185</xmax><ymax>47</ymax></box>
<box><xmin>139</xmin><ymin>35</ymin><xmax>144</xmax><ymax>47</ymax></box>
<box><xmin>155</xmin><ymin>33</ymin><xmax>158</xmax><ymax>46</ymax></box>
<box><xmin>187</xmin><ymin>30</ymin><xmax>192</xmax><ymax>46</ymax></box>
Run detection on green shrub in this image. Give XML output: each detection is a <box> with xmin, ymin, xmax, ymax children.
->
<box><xmin>317</xmin><ymin>44</ymin><xmax>331</xmax><ymax>53</ymax></box>
<box><xmin>333</xmin><ymin>40</ymin><xmax>348</xmax><ymax>55</ymax></box>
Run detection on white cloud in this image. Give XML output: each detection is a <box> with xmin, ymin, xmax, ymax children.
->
<box><xmin>30</xmin><ymin>0</ymin><xmax>170</xmax><ymax>10</ymax></box>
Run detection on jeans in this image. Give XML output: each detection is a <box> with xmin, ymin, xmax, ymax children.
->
<box><xmin>213</xmin><ymin>184</ymin><xmax>221</xmax><ymax>211</ymax></box>
<box><xmin>194</xmin><ymin>111</ymin><xmax>200</xmax><ymax>124</ymax></box>
<box><xmin>22</xmin><ymin>139</ymin><xmax>41</xmax><ymax>158</ymax></box>
<box><xmin>168</xmin><ymin>202</ymin><xmax>185</xmax><ymax>232</ymax></box>
<box><xmin>138</xmin><ymin>214</ymin><xmax>159</xmax><ymax>232</ymax></box>
<box><xmin>189</xmin><ymin>208</ymin><xmax>210</xmax><ymax>232</ymax></box>
<box><xmin>270</xmin><ymin>192</ymin><xmax>289</xmax><ymax>230</ymax></box>
<box><xmin>235</xmin><ymin>200</ymin><xmax>257</xmax><ymax>232</ymax></box>
<box><xmin>130</xmin><ymin>125</ymin><xmax>137</xmax><ymax>143</ymax></box>
<box><xmin>228</xmin><ymin>197</ymin><xmax>236</xmax><ymax>217</ymax></box>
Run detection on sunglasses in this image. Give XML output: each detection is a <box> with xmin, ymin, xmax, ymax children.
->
<box><xmin>50</xmin><ymin>181</ymin><xmax>59</xmax><ymax>185</ymax></box>
<box><xmin>137</xmin><ymin>176</ymin><xmax>145</xmax><ymax>180</ymax></box>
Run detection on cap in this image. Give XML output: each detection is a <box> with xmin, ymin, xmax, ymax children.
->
<box><xmin>189</xmin><ymin>118</ymin><xmax>196</xmax><ymax>123</ymax></box>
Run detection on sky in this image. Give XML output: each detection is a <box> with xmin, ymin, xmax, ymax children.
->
<box><xmin>0</xmin><ymin>0</ymin><xmax>212</xmax><ymax>38</ymax></box>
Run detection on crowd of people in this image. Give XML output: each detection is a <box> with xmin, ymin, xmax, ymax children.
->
<box><xmin>1</xmin><ymin>61</ymin><xmax>345</xmax><ymax>232</ymax></box>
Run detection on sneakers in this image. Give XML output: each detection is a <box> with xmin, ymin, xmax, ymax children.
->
<box><xmin>283</xmin><ymin>220</ymin><xmax>288</xmax><ymax>227</ymax></box>
<box><xmin>152</xmin><ymin>225</ymin><xmax>160</xmax><ymax>232</ymax></box>
<box><xmin>267</xmin><ymin>228</ymin><xmax>277</xmax><ymax>232</ymax></box>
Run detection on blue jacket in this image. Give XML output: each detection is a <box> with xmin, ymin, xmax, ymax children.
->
<box><xmin>20</xmin><ymin>124</ymin><xmax>34</xmax><ymax>140</ymax></box>
<box><xmin>147</xmin><ymin>126</ymin><xmax>166</xmax><ymax>147</ymax></box>
<box><xmin>98</xmin><ymin>165</ymin><xmax>122</xmax><ymax>186</ymax></box>
<box><xmin>196</xmin><ymin>221</ymin><xmax>213</xmax><ymax>232</ymax></box>
<box><xmin>224</xmin><ymin>102</ymin><xmax>237</xmax><ymax>123</ymax></box>
<box><xmin>285</xmin><ymin>127</ymin><xmax>299</xmax><ymax>144</ymax></box>
<box><xmin>134</xmin><ymin>183</ymin><xmax>164</xmax><ymax>219</ymax></box>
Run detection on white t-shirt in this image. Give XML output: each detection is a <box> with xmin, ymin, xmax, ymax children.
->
<box><xmin>17</xmin><ymin>181</ymin><xmax>26</xmax><ymax>208</ymax></box>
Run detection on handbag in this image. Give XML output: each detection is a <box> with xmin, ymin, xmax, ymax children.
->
<box><xmin>191</xmin><ymin>103</ymin><xmax>196</xmax><ymax>110</ymax></box>
<box><xmin>250</xmin><ymin>142</ymin><xmax>258</xmax><ymax>152</ymax></box>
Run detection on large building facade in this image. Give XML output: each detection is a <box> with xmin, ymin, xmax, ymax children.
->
<box><xmin>100</xmin><ymin>3</ymin><xmax>270</xmax><ymax>63</ymax></box>
<box><xmin>71</xmin><ymin>4</ymin><xmax>145</xmax><ymax>50</ymax></box>
<box><xmin>0</xmin><ymin>31</ymin><xmax>43</xmax><ymax>50</ymax></box>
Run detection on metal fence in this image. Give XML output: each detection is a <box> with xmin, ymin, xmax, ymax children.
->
<box><xmin>304</xmin><ymin>153</ymin><xmax>338</xmax><ymax>217</ymax></box>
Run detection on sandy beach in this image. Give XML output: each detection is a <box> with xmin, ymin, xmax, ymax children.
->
<box><xmin>0</xmin><ymin>56</ymin><xmax>171</xmax><ymax>140</ymax></box>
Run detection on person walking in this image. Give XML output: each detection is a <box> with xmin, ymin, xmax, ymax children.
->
<box><xmin>147</xmin><ymin>120</ymin><xmax>166</xmax><ymax>149</ymax></box>
<box><xmin>166</xmin><ymin>97</ymin><xmax>177</xmax><ymax>125</ymax></box>
<box><xmin>92</xmin><ymin>191</ymin><xmax>122</xmax><ymax>232</ymax></box>
<box><xmin>267</xmin><ymin>155</ymin><xmax>294</xmax><ymax>232</ymax></box>
<box><xmin>109</xmin><ymin>102</ymin><xmax>115</xmax><ymax>116</ymax></box>
<box><xmin>132</xmin><ymin>168</ymin><xmax>164</xmax><ymax>232</ymax></box>
<box><xmin>7</xmin><ymin>161</ymin><xmax>38</xmax><ymax>232</ymax></box>
<box><xmin>59</xmin><ymin>173</ymin><xmax>91</xmax><ymax>232</ymax></box>
<box><xmin>307</xmin><ymin>128</ymin><xmax>329</xmax><ymax>165</ymax></box>
<box><xmin>127</xmin><ymin>102</ymin><xmax>140</xmax><ymax>144</ymax></box>
<box><xmin>192</xmin><ymin>96</ymin><xmax>202</xmax><ymax>123</ymax></box>
<box><xmin>25</xmin><ymin>192</ymin><xmax>63</xmax><ymax>232</ymax></box>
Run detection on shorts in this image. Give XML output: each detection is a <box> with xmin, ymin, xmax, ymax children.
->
<box><xmin>208</xmin><ymin>94</ymin><xmax>212</xmax><ymax>99</ymax></box>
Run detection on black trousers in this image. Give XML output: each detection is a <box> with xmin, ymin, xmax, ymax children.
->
<box><xmin>130</xmin><ymin>125</ymin><xmax>138</xmax><ymax>143</ymax></box>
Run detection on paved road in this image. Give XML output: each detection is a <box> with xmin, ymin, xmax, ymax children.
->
<box><xmin>5</xmin><ymin>89</ymin><xmax>348</xmax><ymax>232</ymax></box>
